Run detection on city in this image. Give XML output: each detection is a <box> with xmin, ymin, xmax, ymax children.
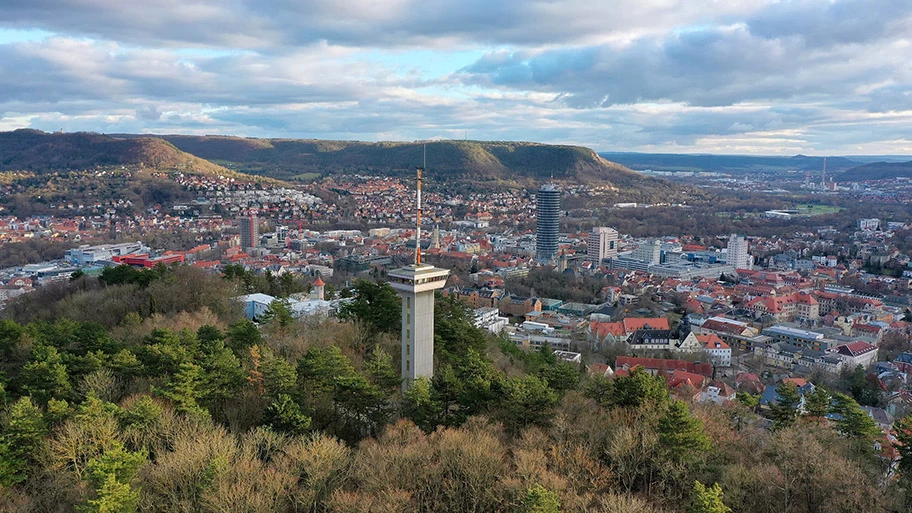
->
<box><xmin>3</xmin><ymin>1</ymin><xmax>912</xmax><ymax>513</ymax></box>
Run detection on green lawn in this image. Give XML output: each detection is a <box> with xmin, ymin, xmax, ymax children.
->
<box><xmin>795</xmin><ymin>204</ymin><xmax>842</xmax><ymax>216</ymax></box>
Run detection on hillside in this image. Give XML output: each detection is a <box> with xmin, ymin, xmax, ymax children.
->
<box><xmin>601</xmin><ymin>152</ymin><xmax>861</xmax><ymax>174</ymax></box>
<box><xmin>0</xmin><ymin>129</ymin><xmax>251</xmax><ymax>180</ymax></box>
<box><xmin>838</xmin><ymin>160</ymin><xmax>912</xmax><ymax>181</ymax></box>
<box><xmin>157</xmin><ymin>135</ymin><xmax>660</xmax><ymax>188</ymax></box>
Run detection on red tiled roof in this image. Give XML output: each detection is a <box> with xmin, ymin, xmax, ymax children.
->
<box><xmin>622</xmin><ymin>317</ymin><xmax>670</xmax><ymax>333</ymax></box>
<box><xmin>696</xmin><ymin>333</ymin><xmax>730</xmax><ymax>350</ymax></box>
<box><xmin>837</xmin><ymin>341</ymin><xmax>878</xmax><ymax>357</ymax></box>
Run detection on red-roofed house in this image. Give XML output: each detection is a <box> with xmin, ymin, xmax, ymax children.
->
<box><xmin>615</xmin><ymin>356</ymin><xmax>714</xmax><ymax>379</ymax></box>
<box><xmin>836</xmin><ymin>341</ymin><xmax>879</xmax><ymax>369</ymax></box>
<box><xmin>697</xmin><ymin>334</ymin><xmax>732</xmax><ymax>367</ymax></box>
<box><xmin>622</xmin><ymin>317</ymin><xmax>670</xmax><ymax>333</ymax></box>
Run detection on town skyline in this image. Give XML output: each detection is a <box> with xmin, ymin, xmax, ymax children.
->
<box><xmin>2</xmin><ymin>1</ymin><xmax>912</xmax><ymax>155</ymax></box>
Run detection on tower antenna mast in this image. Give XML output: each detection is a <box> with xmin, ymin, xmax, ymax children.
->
<box><xmin>415</xmin><ymin>145</ymin><xmax>425</xmax><ymax>265</ymax></box>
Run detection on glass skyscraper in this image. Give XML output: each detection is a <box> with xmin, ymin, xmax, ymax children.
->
<box><xmin>535</xmin><ymin>184</ymin><xmax>561</xmax><ymax>264</ymax></box>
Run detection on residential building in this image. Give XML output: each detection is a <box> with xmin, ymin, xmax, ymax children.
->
<box><xmin>836</xmin><ymin>341</ymin><xmax>879</xmax><ymax>369</ymax></box>
<box><xmin>698</xmin><ymin>334</ymin><xmax>732</xmax><ymax>366</ymax></box>
<box><xmin>726</xmin><ymin>234</ymin><xmax>752</xmax><ymax>270</ymax></box>
<box><xmin>474</xmin><ymin>307</ymin><xmax>509</xmax><ymax>334</ymax></box>
<box><xmin>239</xmin><ymin>213</ymin><xmax>259</xmax><ymax>249</ymax></box>
<box><xmin>858</xmin><ymin>218</ymin><xmax>880</xmax><ymax>231</ymax></box>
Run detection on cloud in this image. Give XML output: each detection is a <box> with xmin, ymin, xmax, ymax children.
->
<box><xmin>0</xmin><ymin>0</ymin><xmax>911</xmax><ymax>154</ymax></box>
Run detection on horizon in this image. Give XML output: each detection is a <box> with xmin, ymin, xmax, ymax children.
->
<box><xmin>2</xmin><ymin>1</ymin><xmax>912</xmax><ymax>156</ymax></box>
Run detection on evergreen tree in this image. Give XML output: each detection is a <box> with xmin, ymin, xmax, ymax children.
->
<box><xmin>769</xmin><ymin>382</ymin><xmax>801</xmax><ymax>430</ymax></box>
<box><xmin>830</xmin><ymin>393</ymin><xmax>880</xmax><ymax>442</ymax></box>
<box><xmin>337</xmin><ymin>280</ymin><xmax>401</xmax><ymax>334</ymax></box>
<box><xmin>658</xmin><ymin>400</ymin><xmax>711</xmax><ymax>463</ymax></box>
<box><xmin>494</xmin><ymin>375</ymin><xmax>557</xmax><ymax>435</ymax></box>
<box><xmin>263</xmin><ymin>394</ymin><xmax>312</xmax><ymax>435</ymax></box>
<box><xmin>522</xmin><ymin>484</ymin><xmax>561</xmax><ymax>513</ymax></box>
<box><xmin>157</xmin><ymin>362</ymin><xmax>208</xmax><ymax>416</ymax></box>
<box><xmin>610</xmin><ymin>367</ymin><xmax>669</xmax><ymax>408</ymax></box>
<box><xmin>804</xmin><ymin>385</ymin><xmax>831</xmax><ymax>418</ymax></box>
<box><xmin>364</xmin><ymin>346</ymin><xmax>400</xmax><ymax>392</ymax></box>
<box><xmin>0</xmin><ymin>396</ymin><xmax>47</xmax><ymax>486</ymax></box>
<box><xmin>80</xmin><ymin>442</ymin><xmax>146</xmax><ymax>513</ymax></box>
<box><xmin>402</xmin><ymin>377</ymin><xmax>440</xmax><ymax>433</ymax></box>
<box><xmin>687</xmin><ymin>481</ymin><xmax>731</xmax><ymax>513</ymax></box>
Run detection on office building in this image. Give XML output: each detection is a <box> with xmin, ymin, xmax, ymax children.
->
<box><xmin>631</xmin><ymin>239</ymin><xmax>661</xmax><ymax>265</ymax></box>
<box><xmin>535</xmin><ymin>184</ymin><xmax>561</xmax><ymax>264</ymax></box>
<box><xmin>587</xmin><ymin>227</ymin><xmax>619</xmax><ymax>264</ymax></box>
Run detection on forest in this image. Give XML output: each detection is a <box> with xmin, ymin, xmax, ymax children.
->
<box><xmin>0</xmin><ymin>264</ymin><xmax>911</xmax><ymax>512</ymax></box>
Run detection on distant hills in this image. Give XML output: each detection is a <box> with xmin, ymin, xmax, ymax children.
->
<box><xmin>600</xmin><ymin>152</ymin><xmax>863</xmax><ymax>174</ymax></box>
<box><xmin>837</xmin><ymin>161</ymin><xmax>912</xmax><ymax>181</ymax></box>
<box><xmin>0</xmin><ymin>130</ymin><xmax>680</xmax><ymax>199</ymax></box>
<box><xmin>155</xmin><ymin>135</ymin><xmax>654</xmax><ymax>187</ymax></box>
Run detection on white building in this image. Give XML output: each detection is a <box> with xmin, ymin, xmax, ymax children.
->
<box><xmin>474</xmin><ymin>307</ymin><xmax>509</xmax><ymax>334</ymax></box>
<box><xmin>630</xmin><ymin>238</ymin><xmax>661</xmax><ymax>265</ymax></box>
<box><xmin>697</xmin><ymin>334</ymin><xmax>732</xmax><ymax>367</ymax></box>
<box><xmin>587</xmin><ymin>227</ymin><xmax>619</xmax><ymax>264</ymax></box>
<box><xmin>65</xmin><ymin>242</ymin><xmax>150</xmax><ymax>266</ymax></box>
<box><xmin>726</xmin><ymin>234</ymin><xmax>752</xmax><ymax>270</ymax></box>
<box><xmin>858</xmin><ymin>218</ymin><xmax>880</xmax><ymax>231</ymax></box>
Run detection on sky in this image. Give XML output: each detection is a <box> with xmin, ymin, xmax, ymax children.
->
<box><xmin>1</xmin><ymin>0</ymin><xmax>911</xmax><ymax>155</ymax></box>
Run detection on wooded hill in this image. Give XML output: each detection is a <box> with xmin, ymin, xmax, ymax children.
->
<box><xmin>155</xmin><ymin>135</ymin><xmax>648</xmax><ymax>184</ymax></box>
<box><xmin>0</xmin><ymin>129</ymin><xmax>681</xmax><ymax>199</ymax></box>
<box><xmin>838</xmin><ymin>160</ymin><xmax>912</xmax><ymax>181</ymax></box>
<box><xmin>0</xmin><ymin>130</ymin><xmax>251</xmax><ymax>181</ymax></box>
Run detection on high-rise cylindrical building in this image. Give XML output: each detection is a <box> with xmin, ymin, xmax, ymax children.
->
<box><xmin>535</xmin><ymin>184</ymin><xmax>561</xmax><ymax>264</ymax></box>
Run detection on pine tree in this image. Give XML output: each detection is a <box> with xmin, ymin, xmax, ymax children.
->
<box><xmin>687</xmin><ymin>481</ymin><xmax>731</xmax><ymax>513</ymax></box>
<box><xmin>830</xmin><ymin>393</ymin><xmax>880</xmax><ymax>442</ymax></box>
<box><xmin>658</xmin><ymin>400</ymin><xmax>711</xmax><ymax>463</ymax></box>
<box><xmin>769</xmin><ymin>382</ymin><xmax>801</xmax><ymax>430</ymax></box>
<box><xmin>804</xmin><ymin>385</ymin><xmax>831</xmax><ymax>418</ymax></box>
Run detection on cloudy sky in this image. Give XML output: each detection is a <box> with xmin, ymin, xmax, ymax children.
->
<box><xmin>1</xmin><ymin>0</ymin><xmax>911</xmax><ymax>154</ymax></box>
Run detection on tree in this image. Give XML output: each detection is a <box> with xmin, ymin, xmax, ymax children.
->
<box><xmin>338</xmin><ymin>280</ymin><xmax>400</xmax><ymax>334</ymax></box>
<box><xmin>16</xmin><ymin>344</ymin><xmax>74</xmax><ymax>403</ymax></box>
<box><xmin>658</xmin><ymin>400</ymin><xmax>711</xmax><ymax>463</ymax></box>
<box><xmin>830</xmin><ymin>393</ymin><xmax>880</xmax><ymax>442</ymax></box>
<box><xmin>610</xmin><ymin>367</ymin><xmax>669</xmax><ymax>408</ymax></box>
<box><xmin>227</xmin><ymin>319</ymin><xmax>262</xmax><ymax>353</ymax></box>
<box><xmin>804</xmin><ymin>385</ymin><xmax>832</xmax><ymax>418</ymax></box>
<box><xmin>687</xmin><ymin>481</ymin><xmax>731</xmax><ymax>513</ymax></box>
<box><xmin>735</xmin><ymin>392</ymin><xmax>759</xmax><ymax>409</ymax></box>
<box><xmin>0</xmin><ymin>319</ymin><xmax>23</xmax><ymax>357</ymax></box>
<box><xmin>80</xmin><ymin>443</ymin><xmax>146</xmax><ymax>513</ymax></box>
<box><xmin>363</xmin><ymin>346</ymin><xmax>400</xmax><ymax>392</ymax></box>
<box><xmin>0</xmin><ymin>396</ymin><xmax>48</xmax><ymax>486</ymax></box>
<box><xmin>263</xmin><ymin>394</ymin><xmax>312</xmax><ymax>435</ymax></box>
<box><xmin>769</xmin><ymin>382</ymin><xmax>801</xmax><ymax>430</ymax></box>
<box><xmin>494</xmin><ymin>375</ymin><xmax>557</xmax><ymax>435</ymax></box>
<box><xmin>157</xmin><ymin>361</ymin><xmax>208</xmax><ymax>416</ymax></box>
<box><xmin>261</xmin><ymin>298</ymin><xmax>295</xmax><ymax>328</ymax></box>
<box><xmin>402</xmin><ymin>377</ymin><xmax>440</xmax><ymax>433</ymax></box>
<box><xmin>522</xmin><ymin>484</ymin><xmax>561</xmax><ymax>513</ymax></box>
